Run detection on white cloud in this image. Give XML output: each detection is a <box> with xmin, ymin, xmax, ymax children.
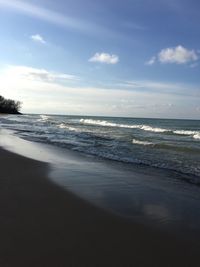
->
<box><xmin>31</xmin><ymin>34</ymin><xmax>46</xmax><ymax>44</ymax></box>
<box><xmin>0</xmin><ymin>65</ymin><xmax>78</xmax><ymax>83</ymax></box>
<box><xmin>146</xmin><ymin>45</ymin><xmax>199</xmax><ymax>65</ymax></box>
<box><xmin>158</xmin><ymin>45</ymin><xmax>198</xmax><ymax>64</ymax></box>
<box><xmin>89</xmin><ymin>53</ymin><xmax>119</xmax><ymax>64</ymax></box>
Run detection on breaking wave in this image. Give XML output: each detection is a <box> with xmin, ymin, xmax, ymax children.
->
<box><xmin>80</xmin><ymin>119</ymin><xmax>140</xmax><ymax>129</ymax></box>
<box><xmin>80</xmin><ymin>119</ymin><xmax>168</xmax><ymax>132</ymax></box>
<box><xmin>174</xmin><ymin>130</ymin><xmax>200</xmax><ymax>140</ymax></box>
<box><xmin>80</xmin><ymin>119</ymin><xmax>200</xmax><ymax>139</ymax></box>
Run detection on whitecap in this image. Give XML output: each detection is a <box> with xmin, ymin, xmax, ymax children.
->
<box><xmin>58</xmin><ymin>123</ymin><xmax>79</xmax><ymax>132</ymax></box>
<box><xmin>140</xmin><ymin>125</ymin><xmax>169</xmax><ymax>133</ymax></box>
<box><xmin>173</xmin><ymin>130</ymin><xmax>197</xmax><ymax>135</ymax></box>
<box><xmin>132</xmin><ymin>139</ymin><xmax>153</xmax><ymax>146</ymax></box>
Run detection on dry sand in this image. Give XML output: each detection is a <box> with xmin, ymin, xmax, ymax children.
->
<box><xmin>0</xmin><ymin>147</ymin><xmax>199</xmax><ymax>267</ymax></box>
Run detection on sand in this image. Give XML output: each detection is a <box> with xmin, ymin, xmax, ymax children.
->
<box><xmin>0</xmin><ymin>147</ymin><xmax>199</xmax><ymax>267</ymax></box>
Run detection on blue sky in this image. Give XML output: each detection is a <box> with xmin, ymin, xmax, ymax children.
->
<box><xmin>0</xmin><ymin>0</ymin><xmax>200</xmax><ymax>119</ymax></box>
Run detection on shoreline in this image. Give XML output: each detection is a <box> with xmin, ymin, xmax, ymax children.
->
<box><xmin>0</xmin><ymin>146</ymin><xmax>200</xmax><ymax>266</ymax></box>
<box><xmin>1</xmin><ymin>129</ymin><xmax>200</xmax><ymax>237</ymax></box>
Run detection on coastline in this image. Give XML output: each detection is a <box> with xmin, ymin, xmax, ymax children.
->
<box><xmin>0</xmin><ymin>145</ymin><xmax>200</xmax><ymax>266</ymax></box>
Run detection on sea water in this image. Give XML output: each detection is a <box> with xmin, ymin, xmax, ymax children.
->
<box><xmin>0</xmin><ymin>114</ymin><xmax>199</xmax><ymax>183</ymax></box>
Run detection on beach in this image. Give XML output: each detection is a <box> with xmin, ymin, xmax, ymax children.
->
<box><xmin>0</xmin><ymin>145</ymin><xmax>200</xmax><ymax>267</ymax></box>
<box><xmin>1</xmin><ymin>0</ymin><xmax>200</xmax><ymax>264</ymax></box>
<box><xmin>0</xmin><ymin>0</ymin><xmax>200</xmax><ymax>263</ymax></box>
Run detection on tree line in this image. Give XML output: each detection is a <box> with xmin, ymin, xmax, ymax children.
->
<box><xmin>0</xmin><ymin>95</ymin><xmax>22</xmax><ymax>114</ymax></box>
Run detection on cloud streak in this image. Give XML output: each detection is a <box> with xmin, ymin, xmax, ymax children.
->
<box><xmin>116</xmin><ymin>80</ymin><xmax>200</xmax><ymax>97</ymax></box>
<box><xmin>119</xmin><ymin>80</ymin><xmax>182</xmax><ymax>90</ymax></box>
<box><xmin>89</xmin><ymin>53</ymin><xmax>119</xmax><ymax>64</ymax></box>
<box><xmin>0</xmin><ymin>0</ymin><xmax>146</xmax><ymax>42</ymax></box>
<box><xmin>0</xmin><ymin>0</ymin><xmax>106</xmax><ymax>36</ymax></box>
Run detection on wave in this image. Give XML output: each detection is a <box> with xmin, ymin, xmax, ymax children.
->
<box><xmin>194</xmin><ymin>133</ymin><xmax>200</xmax><ymax>140</ymax></box>
<box><xmin>174</xmin><ymin>130</ymin><xmax>200</xmax><ymax>140</ymax></box>
<box><xmin>58</xmin><ymin>123</ymin><xmax>79</xmax><ymax>132</ymax></box>
<box><xmin>37</xmin><ymin>115</ymin><xmax>50</xmax><ymax>122</ymax></box>
<box><xmin>140</xmin><ymin>125</ymin><xmax>168</xmax><ymax>133</ymax></box>
<box><xmin>80</xmin><ymin>119</ymin><xmax>167</xmax><ymax>132</ymax></box>
<box><xmin>174</xmin><ymin>130</ymin><xmax>197</xmax><ymax>135</ymax></box>
<box><xmin>80</xmin><ymin>119</ymin><xmax>140</xmax><ymax>129</ymax></box>
<box><xmin>132</xmin><ymin>139</ymin><xmax>153</xmax><ymax>146</ymax></box>
<box><xmin>132</xmin><ymin>139</ymin><xmax>200</xmax><ymax>154</ymax></box>
<box><xmin>80</xmin><ymin>119</ymin><xmax>200</xmax><ymax>139</ymax></box>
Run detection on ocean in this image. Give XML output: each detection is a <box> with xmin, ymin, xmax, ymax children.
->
<box><xmin>0</xmin><ymin>114</ymin><xmax>200</xmax><ymax>182</ymax></box>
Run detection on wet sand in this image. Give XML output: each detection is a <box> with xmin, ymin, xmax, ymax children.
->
<box><xmin>0</xmin><ymin>147</ymin><xmax>199</xmax><ymax>267</ymax></box>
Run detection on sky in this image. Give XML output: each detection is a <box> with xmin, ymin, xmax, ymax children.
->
<box><xmin>0</xmin><ymin>0</ymin><xmax>200</xmax><ymax>119</ymax></box>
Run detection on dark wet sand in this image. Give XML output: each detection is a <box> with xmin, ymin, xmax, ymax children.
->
<box><xmin>0</xmin><ymin>147</ymin><xmax>199</xmax><ymax>267</ymax></box>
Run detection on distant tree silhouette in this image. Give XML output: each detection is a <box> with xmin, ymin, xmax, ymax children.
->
<box><xmin>0</xmin><ymin>95</ymin><xmax>22</xmax><ymax>114</ymax></box>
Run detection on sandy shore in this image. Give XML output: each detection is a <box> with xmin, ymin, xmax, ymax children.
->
<box><xmin>0</xmin><ymin>147</ymin><xmax>199</xmax><ymax>267</ymax></box>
